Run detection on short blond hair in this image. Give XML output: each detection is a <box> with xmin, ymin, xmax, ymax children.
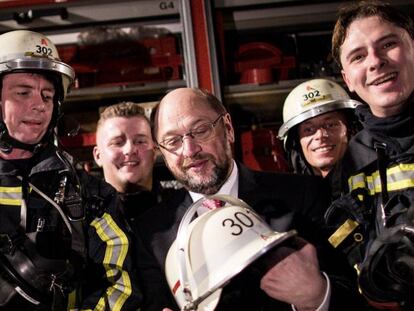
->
<box><xmin>97</xmin><ymin>101</ymin><xmax>149</xmax><ymax>131</ymax></box>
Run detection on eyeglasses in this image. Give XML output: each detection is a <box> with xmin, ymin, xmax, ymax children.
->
<box><xmin>158</xmin><ymin>114</ymin><xmax>225</xmax><ymax>152</ymax></box>
<box><xmin>299</xmin><ymin>120</ymin><xmax>344</xmax><ymax>137</ymax></box>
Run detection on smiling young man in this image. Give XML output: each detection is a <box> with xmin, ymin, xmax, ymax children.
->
<box><xmin>298</xmin><ymin>111</ymin><xmax>349</xmax><ymax>176</ymax></box>
<box><xmin>94</xmin><ymin>102</ymin><xmax>174</xmax><ymax>223</ymax></box>
<box><xmin>279</xmin><ymin>79</ymin><xmax>359</xmax><ymax>181</ymax></box>
<box><xmin>326</xmin><ymin>1</ymin><xmax>414</xmax><ymax>309</ymax></box>
<box><xmin>94</xmin><ymin>102</ymin><xmax>156</xmax><ymax>193</ymax></box>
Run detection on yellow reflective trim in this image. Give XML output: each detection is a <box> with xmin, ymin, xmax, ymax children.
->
<box><xmin>0</xmin><ymin>186</ymin><xmax>22</xmax><ymax>206</ymax></box>
<box><xmin>387</xmin><ymin>178</ymin><xmax>414</xmax><ymax>192</ymax></box>
<box><xmin>348</xmin><ymin>173</ymin><xmax>364</xmax><ymax>189</ymax></box>
<box><xmin>328</xmin><ymin>219</ymin><xmax>359</xmax><ymax>248</ymax></box>
<box><xmin>348</xmin><ymin>163</ymin><xmax>414</xmax><ymax>195</ymax></box>
<box><xmin>388</xmin><ymin>163</ymin><xmax>414</xmax><ymax>174</ymax></box>
<box><xmin>67</xmin><ymin>289</ymin><xmax>77</xmax><ymax>310</ymax></box>
<box><xmin>114</xmin><ymin>271</ymin><xmax>132</xmax><ymax>308</ymax></box>
<box><xmin>90</xmin><ymin>213</ymin><xmax>131</xmax><ymax>311</ymax></box>
<box><xmin>0</xmin><ymin>198</ymin><xmax>21</xmax><ymax>206</ymax></box>
<box><xmin>0</xmin><ymin>186</ymin><xmax>22</xmax><ymax>193</ymax></box>
<box><xmin>91</xmin><ymin>297</ymin><xmax>105</xmax><ymax>311</ymax></box>
<box><xmin>349</xmin><ymin>180</ymin><xmax>367</xmax><ymax>190</ymax></box>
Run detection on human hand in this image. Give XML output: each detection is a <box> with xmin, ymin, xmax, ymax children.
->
<box><xmin>260</xmin><ymin>238</ymin><xmax>327</xmax><ymax>311</ymax></box>
<box><xmin>162</xmin><ymin>308</ymin><xmax>173</xmax><ymax>311</ymax></box>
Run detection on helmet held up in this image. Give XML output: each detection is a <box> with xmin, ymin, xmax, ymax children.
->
<box><xmin>165</xmin><ymin>195</ymin><xmax>296</xmax><ymax>311</ymax></box>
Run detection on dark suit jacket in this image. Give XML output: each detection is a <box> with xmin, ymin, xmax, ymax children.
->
<box><xmin>134</xmin><ymin>164</ymin><xmax>365</xmax><ymax>310</ymax></box>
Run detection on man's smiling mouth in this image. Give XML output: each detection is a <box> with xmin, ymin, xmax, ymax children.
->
<box><xmin>368</xmin><ymin>72</ymin><xmax>397</xmax><ymax>86</ymax></box>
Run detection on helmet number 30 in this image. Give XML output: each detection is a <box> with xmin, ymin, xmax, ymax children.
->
<box><xmin>35</xmin><ymin>44</ymin><xmax>53</xmax><ymax>56</ymax></box>
<box><xmin>222</xmin><ymin>211</ymin><xmax>254</xmax><ymax>236</ymax></box>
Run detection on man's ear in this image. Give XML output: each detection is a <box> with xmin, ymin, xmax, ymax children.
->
<box><xmin>341</xmin><ymin>70</ymin><xmax>354</xmax><ymax>92</ymax></box>
<box><xmin>93</xmin><ymin>146</ymin><xmax>102</xmax><ymax>167</ymax></box>
<box><xmin>152</xmin><ymin>144</ymin><xmax>159</xmax><ymax>162</ymax></box>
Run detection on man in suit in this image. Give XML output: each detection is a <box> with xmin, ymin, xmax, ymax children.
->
<box><xmin>135</xmin><ymin>88</ymin><xmax>364</xmax><ymax>310</ymax></box>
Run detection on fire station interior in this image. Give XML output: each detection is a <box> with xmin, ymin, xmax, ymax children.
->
<box><xmin>1</xmin><ymin>0</ymin><xmax>414</xmax><ymax>181</ymax></box>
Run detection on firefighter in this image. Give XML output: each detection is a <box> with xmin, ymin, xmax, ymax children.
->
<box><xmin>325</xmin><ymin>1</ymin><xmax>414</xmax><ymax>310</ymax></box>
<box><xmin>279</xmin><ymin>78</ymin><xmax>360</xmax><ymax>179</ymax></box>
<box><xmin>0</xmin><ymin>30</ymin><xmax>140</xmax><ymax>310</ymax></box>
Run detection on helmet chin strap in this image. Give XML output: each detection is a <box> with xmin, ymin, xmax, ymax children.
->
<box><xmin>0</xmin><ymin>121</ymin><xmax>45</xmax><ymax>154</ymax></box>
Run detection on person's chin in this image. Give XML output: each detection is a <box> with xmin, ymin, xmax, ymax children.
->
<box><xmin>315</xmin><ymin>159</ymin><xmax>335</xmax><ymax>170</ymax></box>
<box><xmin>186</xmin><ymin>166</ymin><xmax>213</xmax><ymax>182</ymax></box>
<box><xmin>121</xmin><ymin>173</ymin><xmax>140</xmax><ymax>183</ymax></box>
<box><xmin>17</xmin><ymin>137</ymin><xmax>42</xmax><ymax>145</ymax></box>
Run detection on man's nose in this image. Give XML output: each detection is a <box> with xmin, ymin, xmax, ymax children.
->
<box><xmin>31</xmin><ymin>93</ymin><xmax>47</xmax><ymax>112</ymax></box>
<box><xmin>123</xmin><ymin>140</ymin><xmax>137</xmax><ymax>155</ymax></box>
<box><xmin>181</xmin><ymin>135</ymin><xmax>201</xmax><ymax>157</ymax></box>
<box><xmin>314</xmin><ymin>126</ymin><xmax>329</xmax><ymax>139</ymax></box>
<box><xmin>368</xmin><ymin>49</ymin><xmax>387</xmax><ymax>71</ymax></box>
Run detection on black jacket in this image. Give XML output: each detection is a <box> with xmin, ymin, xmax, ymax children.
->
<box><xmin>0</xmin><ymin>145</ymin><xmax>141</xmax><ymax>310</ymax></box>
<box><xmin>333</xmin><ymin>103</ymin><xmax>414</xmax><ymax>194</ymax></box>
<box><xmin>326</xmin><ymin>103</ymin><xmax>414</xmax><ymax>309</ymax></box>
<box><xmin>135</xmin><ymin>164</ymin><xmax>364</xmax><ymax>311</ymax></box>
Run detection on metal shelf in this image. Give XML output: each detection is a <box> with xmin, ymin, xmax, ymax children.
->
<box><xmin>223</xmin><ymin>77</ymin><xmax>346</xmax><ymax>128</ymax></box>
<box><xmin>0</xmin><ymin>0</ymin><xmax>180</xmax><ymax>33</ymax></box>
<box><xmin>66</xmin><ymin>80</ymin><xmax>186</xmax><ymax>103</ymax></box>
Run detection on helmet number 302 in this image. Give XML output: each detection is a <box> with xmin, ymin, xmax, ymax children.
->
<box><xmin>303</xmin><ymin>89</ymin><xmax>320</xmax><ymax>101</ymax></box>
<box><xmin>222</xmin><ymin>210</ymin><xmax>254</xmax><ymax>236</ymax></box>
<box><xmin>35</xmin><ymin>44</ymin><xmax>53</xmax><ymax>56</ymax></box>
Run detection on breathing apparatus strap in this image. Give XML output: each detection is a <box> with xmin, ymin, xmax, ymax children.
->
<box><xmin>17</xmin><ymin>169</ymin><xmax>87</xmax><ymax>259</ymax></box>
<box><xmin>19</xmin><ymin>177</ymin><xmax>29</xmax><ymax>230</ymax></box>
<box><xmin>374</xmin><ymin>142</ymin><xmax>389</xmax><ymax>231</ymax></box>
<box><xmin>0</xmin><ymin>122</ymin><xmax>44</xmax><ymax>154</ymax></box>
<box><xmin>54</xmin><ymin>149</ymin><xmax>87</xmax><ymax>259</ymax></box>
<box><xmin>60</xmin><ymin>175</ymin><xmax>87</xmax><ymax>259</ymax></box>
<box><xmin>17</xmin><ymin>175</ymin><xmax>72</xmax><ymax>234</ymax></box>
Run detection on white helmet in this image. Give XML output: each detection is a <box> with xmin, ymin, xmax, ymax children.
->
<box><xmin>278</xmin><ymin>79</ymin><xmax>360</xmax><ymax>141</ymax></box>
<box><xmin>165</xmin><ymin>195</ymin><xmax>296</xmax><ymax>311</ymax></box>
<box><xmin>0</xmin><ymin>30</ymin><xmax>75</xmax><ymax>100</ymax></box>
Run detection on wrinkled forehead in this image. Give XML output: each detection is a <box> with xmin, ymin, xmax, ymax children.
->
<box><xmin>157</xmin><ymin>90</ymin><xmax>214</xmax><ymax>132</ymax></box>
<box><xmin>2</xmin><ymin>72</ymin><xmax>56</xmax><ymax>88</ymax></box>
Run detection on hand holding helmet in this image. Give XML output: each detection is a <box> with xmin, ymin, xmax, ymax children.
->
<box><xmin>260</xmin><ymin>238</ymin><xmax>327</xmax><ymax>310</ymax></box>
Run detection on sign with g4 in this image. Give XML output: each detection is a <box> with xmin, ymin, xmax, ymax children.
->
<box><xmin>159</xmin><ymin>1</ymin><xmax>175</xmax><ymax>10</ymax></box>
